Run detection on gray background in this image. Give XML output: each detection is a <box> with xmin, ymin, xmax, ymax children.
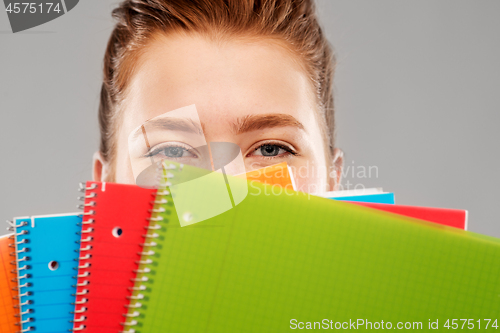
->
<box><xmin>0</xmin><ymin>1</ymin><xmax>499</xmax><ymax>237</ymax></box>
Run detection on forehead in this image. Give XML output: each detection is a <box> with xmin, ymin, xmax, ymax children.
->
<box><xmin>120</xmin><ymin>32</ymin><xmax>318</xmax><ymax>135</ymax></box>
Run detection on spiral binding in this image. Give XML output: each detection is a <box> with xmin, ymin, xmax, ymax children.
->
<box><xmin>7</xmin><ymin>218</ymin><xmax>34</xmax><ymax>332</ymax></box>
<box><xmin>121</xmin><ymin>163</ymin><xmax>177</xmax><ymax>333</ymax></box>
<box><xmin>6</xmin><ymin>221</ymin><xmax>21</xmax><ymax>332</ymax></box>
<box><xmin>71</xmin><ymin>182</ymin><xmax>98</xmax><ymax>332</ymax></box>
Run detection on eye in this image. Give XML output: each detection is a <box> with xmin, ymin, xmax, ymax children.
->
<box><xmin>249</xmin><ymin>143</ymin><xmax>296</xmax><ymax>158</ymax></box>
<box><xmin>257</xmin><ymin>145</ymin><xmax>285</xmax><ymax>157</ymax></box>
<box><xmin>145</xmin><ymin>143</ymin><xmax>197</xmax><ymax>159</ymax></box>
<box><xmin>163</xmin><ymin>147</ymin><xmax>187</xmax><ymax>158</ymax></box>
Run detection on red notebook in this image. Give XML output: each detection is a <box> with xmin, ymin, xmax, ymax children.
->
<box><xmin>73</xmin><ymin>182</ymin><xmax>156</xmax><ymax>332</ymax></box>
<box><xmin>350</xmin><ymin>202</ymin><xmax>467</xmax><ymax>230</ymax></box>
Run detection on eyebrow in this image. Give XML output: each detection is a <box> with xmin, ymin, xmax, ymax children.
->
<box><xmin>232</xmin><ymin>114</ymin><xmax>306</xmax><ymax>134</ymax></box>
<box><xmin>131</xmin><ymin>117</ymin><xmax>204</xmax><ymax>140</ymax></box>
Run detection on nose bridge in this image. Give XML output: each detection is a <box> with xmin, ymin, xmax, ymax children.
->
<box><xmin>196</xmin><ymin>106</ymin><xmax>245</xmax><ymax>175</ymax></box>
<box><xmin>209</xmin><ymin>142</ymin><xmax>246</xmax><ymax>176</ymax></box>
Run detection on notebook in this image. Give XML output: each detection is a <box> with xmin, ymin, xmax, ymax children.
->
<box><xmin>14</xmin><ymin>214</ymin><xmax>81</xmax><ymax>333</ymax></box>
<box><xmin>72</xmin><ymin>163</ymin><xmax>297</xmax><ymax>331</ymax></box>
<box><xmin>324</xmin><ymin>188</ymin><xmax>395</xmax><ymax>204</ymax></box>
<box><xmin>351</xmin><ymin>202</ymin><xmax>468</xmax><ymax>230</ymax></box>
<box><xmin>0</xmin><ymin>233</ymin><xmax>19</xmax><ymax>333</ymax></box>
<box><xmin>123</xmin><ymin>161</ymin><xmax>500</xmax><ymax>332</ymax></box>
<box><xmin>332</xmin><ymin>192</ymin><xmax>395</xmax><ymax>204</ymax></box>
<box><xmin>72</xmin><ymin>182</ymin><xmax>157</xmax><ymax>332</ymax></box>
<box><xmin>239</xmin><ymin>162</ymin><xmax>295</xmax><ymax>189</ymax></box>
<box><xmin>322</xmin><ymin>187</ymin><xmax>385</xmax><ymax>197</ymax></box>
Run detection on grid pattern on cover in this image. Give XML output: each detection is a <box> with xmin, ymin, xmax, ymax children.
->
<box><xmin>127</xmin><ymin>171</ymin><xmax>500</xmax><ymax>332</ymax></box>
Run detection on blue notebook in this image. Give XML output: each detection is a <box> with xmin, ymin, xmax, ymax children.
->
<box><xmin>332</xmin><ymin>192</ymin><xmax>395</xmax><ymax>204</ymax></box>
<box><xmin>14</xmin><ymin>213</ymin><xmax>82</xmax><ymax>333</ymax></box>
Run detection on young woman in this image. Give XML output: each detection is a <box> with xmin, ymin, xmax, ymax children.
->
<box><xmin>93</xmin><ymin>0</ymin><xmax>343</xmax><ymax>194</ymax></box>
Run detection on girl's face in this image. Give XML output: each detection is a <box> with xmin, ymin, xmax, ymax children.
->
<box><xmin>94</xmin><ymin>32</ymin><xmax>342</xmax><ymax>194</ymax></box>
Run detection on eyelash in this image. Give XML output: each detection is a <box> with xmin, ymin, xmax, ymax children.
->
<box><xmin>143</xmin><ymin>141</ymin><xmax>297</xmax><ymax>160</ymax></box>
<box><xmin>248</xmin><ymin>141</ymin><xmax>298</xmax><ymax>159</ymax></box>
<box><xmin>144</xmin><ymin>143</ymin><xmax>197</xmax><ymax>159</ymax></box>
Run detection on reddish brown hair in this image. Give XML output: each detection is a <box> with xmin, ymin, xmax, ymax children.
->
<box><xmin>99</xmin><ymin>0</ymin><xmax>336</xmax><ymax>180</ymax></box>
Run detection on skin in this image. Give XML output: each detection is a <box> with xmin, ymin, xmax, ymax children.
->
<box><xmin>93</xmin><ymin>32</ymin><xmax>343</xmax><ymax>194</ymax></box>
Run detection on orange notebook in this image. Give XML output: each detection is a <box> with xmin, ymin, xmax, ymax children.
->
<box><xmin>0</xmin><ymin>233</ymin><xmax>19</xmax><ymax>333</ymax></box>
<box><xmin>240</xmin><ymin>162</ymin><xmax>295</xmax><ymax>189</ymax></box>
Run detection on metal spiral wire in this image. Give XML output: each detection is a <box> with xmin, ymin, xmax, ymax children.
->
<box><xmin>71</xmin><ymin>182</ymin><xmax>98</xmax><ymax>332</ymax></box>
<box><xmin>11</xmin><ymin>219</ymin><xmax>34</xmax><ymax>332</ymax></box>
<box><xmin>121</xmin><ymin>164</ymin><xmax>176</xmax><ymax>333</ymax></box>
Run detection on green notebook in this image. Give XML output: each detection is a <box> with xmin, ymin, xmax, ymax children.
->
<box><xmin>124</xmin><ymin>163</ymin><xmax>500</xmax><ymax>332</ymax></box>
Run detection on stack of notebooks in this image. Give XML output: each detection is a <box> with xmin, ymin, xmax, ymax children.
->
<box><xmin>1</xmin><ymin>161</ymin><xmax>498</xmax><ymax>333</ymax></box>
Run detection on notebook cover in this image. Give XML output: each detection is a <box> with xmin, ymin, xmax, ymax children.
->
<box><xmin>14</xmin><ymin>214</ymin><xmax>81</xmax><ymax>333</ymax></box>
<box><xmin>240</xmin><ymin>162</ymin><xmax>295</xmax><ymax>189</ymax></box>
<box><xmin>0</xmin><ymin>233</ymin><xmax>19</xmax><ymax>333</ymax></box>
<box><xmin>72</xmin><ymin>182</ymin><xmax>156</xmax><ymax>332</ymax></box>
<box><xmin>350</xmin><ymin>202</ymin><xmax>467</xmax><ymax>230</ymax></box>
<box><xmin>124</xmin><ymin>163</ymin><xmax>500</xmax><ymax>332</ymax></box>
<box><xmin>322</xmin><ymin>188</ymin><xmax>384</xmax><ymax>197</ymax></box>
<box><xmin>332</xmin><ymin>192</ymin><xmax>395</xmax><ymax>204</ymax></box>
